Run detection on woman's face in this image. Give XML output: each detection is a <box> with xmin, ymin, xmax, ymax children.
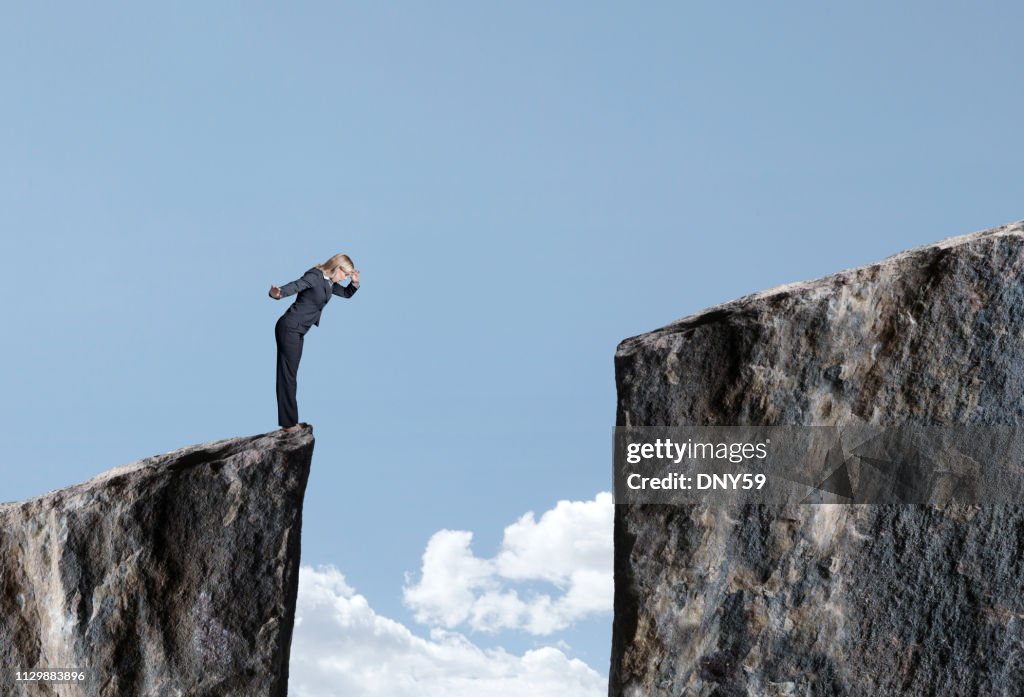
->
<box><xmin>332</xmin><ymin>267</ymin><xmax>350</xmax><ymax>283</ymax></box>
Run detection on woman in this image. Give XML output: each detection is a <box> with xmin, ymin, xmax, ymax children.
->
<box><xmin>269</xmin><ymin>253</ymin><xmax>361</xmax><ymax>432</ymax></box>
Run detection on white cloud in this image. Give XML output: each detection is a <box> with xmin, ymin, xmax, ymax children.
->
<box><xmin>402</xmin><ymin>492</ymin><xmax>613</xmax><ymax>635</ymax></box>
<box><xmin>289</xmin><ymin>565</ymin><xmax>606</xmax><ymax>697</ymax></box>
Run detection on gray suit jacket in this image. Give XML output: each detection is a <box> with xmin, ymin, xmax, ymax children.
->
<box><xmin>272</xmin><ymin>267</ymin><xmax>358</xmax><ymax>331</ymax></box>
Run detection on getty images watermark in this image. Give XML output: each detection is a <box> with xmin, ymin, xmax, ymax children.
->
<box><xmin>613</xmin><ymin>424</ymin><xmax>1024</xmax><ymax>504</ymax></box>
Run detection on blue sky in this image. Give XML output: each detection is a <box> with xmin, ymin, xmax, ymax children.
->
<box><xmin>3</xmin><ymin>3</ymin><xmax>1023</xmax><ymax>693</ymax></box>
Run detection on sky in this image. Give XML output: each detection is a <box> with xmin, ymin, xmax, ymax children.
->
<box><xmin>2</xmin><ymin>2</ymin><xmax>1023</xmax><ymax>695</ymax></box>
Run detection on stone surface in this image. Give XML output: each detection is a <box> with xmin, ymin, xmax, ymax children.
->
<box><xmin>0</xmin><ymin>426</ymin><xmax>313</xmax><ymax>697</ymax></box>
<box><xmin>610</xmin><ymin>219</ymin><xmax>1024</xmax><ymax>696</ymax></box>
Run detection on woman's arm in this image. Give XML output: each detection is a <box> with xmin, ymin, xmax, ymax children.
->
<box><xmin>332</xmin><ymin>268</ymin><xmax>360</xmax><ymax>298</ymax></box>
<box><xmin>274</xmin><ymin>270</ymin><xmax>318</xmax><ymax>298</ymax></box>
<box><xmin>332</xmin><ymin>281</ymin><xmax>359</xmax><ymax>298</ymax></box>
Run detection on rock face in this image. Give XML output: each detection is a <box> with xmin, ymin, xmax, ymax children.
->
<box><xmin>0</xmin><ymin>426</ymin><xmax>313</xmax><ymax>697</ymax></box>
<box><xmin>610</xmin><ymin>220</ymin><xmax>1024</xmax><ymax>696</ymax></box>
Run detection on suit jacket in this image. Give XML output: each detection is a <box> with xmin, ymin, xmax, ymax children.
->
<box><xmin>272</xmin><ymin>267</ymin><xmax>358</xmax><ymax>331</ymax></box>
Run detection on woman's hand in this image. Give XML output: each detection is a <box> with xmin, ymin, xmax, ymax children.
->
<box><xmin>269</xmin><ymin>285</ymin><xmax>283</xmax><ymax>299</ymax></box>
<box><xmin>350</xmin><ymin>269</ymin><xmax>360</xmax><ymax>286</ymax></box>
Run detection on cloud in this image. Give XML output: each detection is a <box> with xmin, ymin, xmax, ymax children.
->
<box><xmin>289</xmin><ymin>565</ymin><xmax>606</xmax><ymax>697</ymax></box>
<box><xmin>402</xmin><ymin>492</ymin><xmax>613</xmax><ymax>635</ymax></box>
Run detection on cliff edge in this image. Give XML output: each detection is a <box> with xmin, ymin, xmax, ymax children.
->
<box><xmin>611</xmin><ymin>219</ymin><xmax>1024</xmax><ymax>695</ymax></box>
<box><xmin>0</xmin><ymin>425</ymin><xmax>314</xmax><ymax>697</ymax></box>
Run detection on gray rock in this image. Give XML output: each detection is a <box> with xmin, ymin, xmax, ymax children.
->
<box><xmin>0</xmin><ymin>426</ymin><xmax>313</xmax><ymax>697</ymax></box>
<box><xmin>610</xmin><ymin>220</ymin><xmax>1024</xmax><ymax>696</ymax></box>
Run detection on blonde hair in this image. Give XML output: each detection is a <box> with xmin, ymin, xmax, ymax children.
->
<box><xmin>315</xmin><ymin>253</ymin><xmax>356</xmax><ymax>277</ymax></box>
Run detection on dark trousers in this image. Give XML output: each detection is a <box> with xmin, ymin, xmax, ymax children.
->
<box><xmin>275</xmin><ymin>317</ymin><xmax>305</xmax><ymax>427</ymax></box>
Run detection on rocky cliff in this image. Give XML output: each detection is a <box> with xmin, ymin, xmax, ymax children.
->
<box><xmin>0</xmin><ymin>425</ymin><xmax>313</xmax><ymax>697</ymax></box>
<box><xmin>610</xmin><ymin>219</ymin><xmax>1024</xmax><ymax>695</ymax></box>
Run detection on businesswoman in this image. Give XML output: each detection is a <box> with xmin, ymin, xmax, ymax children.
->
<box><xmin>269</xmin><ymin>253</ymin><xmax>360</xmax><ymax>432</ymax></box>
